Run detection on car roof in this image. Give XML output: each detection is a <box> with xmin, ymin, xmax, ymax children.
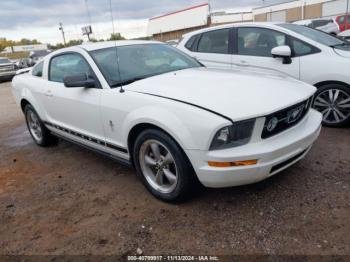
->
<box><xmin>79</xmin><ymin>40</ymin><xmax>162</xmax><ymax>51</ymax></box>
<box><xmin>182</xmin><ymin>22</ymin><xmax>281</xmax><ymax>38</ymax></box>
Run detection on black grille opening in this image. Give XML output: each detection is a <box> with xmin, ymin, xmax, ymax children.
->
<box><xmin>262</xmin><ymin>98</ymin><xmax>311</xmax><ymax>139</ymax></box>
<box><xmin>270</xmin><ymin>148</ymin><xmax>308</xmax><ymax>174</ymax></box>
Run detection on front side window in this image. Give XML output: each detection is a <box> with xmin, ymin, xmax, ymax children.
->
<box><xmin>197</xmin><ymin>29</ymin><xmax>230</xmax><ymax>54</ymax></box>
<box><xmin>238</xmin><ymin>27</ymin><xmax>286</xmax><ymax>57</ymax></box>
<box><xmin>32</xmin><ymin>61</ymin><xmax>44</xmax><ymax>77</ymax></box>
<box><xmin>338</xmin><ymin>16</ymin><xmax>345</xmax><ymax>24</ymax></box>
<box><xmin>90</xmin><ymin>44</ymin><xmax>201</xmax><ymax>87</ymax></box>
<box><xmin>347</xmin><ymin>16</ymin><xmax>350</xmax><ymax>23</ymax></box>
<box><xmin>49</xmin><ymin>53</ymin><xmax>92</xmax><ymax>83</ymax></box>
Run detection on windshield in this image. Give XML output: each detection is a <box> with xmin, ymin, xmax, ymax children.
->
<box><xmin>0</xmin><ymin>58</ymin><xmax>11</xmax><ymax>64</ymax></box>
<box><xmin>279</xmin><ymin>23</ymin><xmax>346</xmax><ymax>47</ymax></box>
<box><xmin>90</xmin><ymin>44</ymin><xmax>202</xmax><ymax>87</ymax></box>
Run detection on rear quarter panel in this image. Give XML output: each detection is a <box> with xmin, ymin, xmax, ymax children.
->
<box><xmin>11</xmin><ymin>73</ymin><xmax>47</xmax><ymax>119</ymax></box>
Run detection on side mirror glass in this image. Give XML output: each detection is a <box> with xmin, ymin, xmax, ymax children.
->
<box><xmin>63</xmin><ymin>73</ymin><xmax>96</xmax><ymax>88</ymax></box>
<box><xmin>271</xmin><ymin>45</ymin><xmax>292</xmax><ymax>64</ymax></box>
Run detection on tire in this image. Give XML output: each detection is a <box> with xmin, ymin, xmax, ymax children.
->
<box><xmin>133</xmin><ymin>129</ymin><xmax>197</xmax><ymax>202</ymax></box>
<box><xmin>312</xmin><ymin>84</ymin><xmax>350</xmax><ymax>127</ymax></box>
<box><xmin>24</xmin><ymin>104</ymin><xmax>58</xmax><ymax>147</ymax></box>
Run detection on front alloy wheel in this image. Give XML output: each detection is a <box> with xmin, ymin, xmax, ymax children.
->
<box><xmin>133</xmin><ymin>129</ymin><xmax>197</xmax><ymax>202</ymax></box>
<box><xmin>139</xmin><ymin>140</ymin><xmax>178</xmax><ymax>194</ymax></box>
<box><xmin>313</xmin><ymin>85</ymin><xmax>350</xmax><ymax>127</ymax></box>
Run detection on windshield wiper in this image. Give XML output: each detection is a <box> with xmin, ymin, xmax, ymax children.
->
<box><xmin>110</xmin><ymin>77</ymin><xmax>146</xmax><ymax>88</ymax></box>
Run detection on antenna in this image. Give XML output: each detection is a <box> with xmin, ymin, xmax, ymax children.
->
<box><xmin>85</xmin><ymin>0</ymin><xmax>92</xmax><ymax>25</ymax></box>
<box><xmin>109</xmin><ymin>0</ymin><xmax>116</xmax><ymax>34</ymax></box>
<box><xmin>85</xmin><ymin>0</ymin><xmax>94</xmax><ymax>39</ymax></box>
<box><xmin>109</xmin><ymin>0</ymin><xmax>124</xmax><ymax>93</ymax></box>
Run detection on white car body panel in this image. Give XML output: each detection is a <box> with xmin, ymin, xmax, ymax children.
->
<box><xmin>11</xmin><ymin>41</ymin><xmax>322</xmax><ymax>188</ymax></box>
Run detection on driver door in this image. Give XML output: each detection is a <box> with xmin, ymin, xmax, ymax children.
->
<box><xmin>42</xmin><ymin>52</ymin><xmax>105</xmax><ymax>146</ymax></box>
<box><xmin>232</xmin><ymin>27</ymin><xmax>300</xmax><ymax>79</ymax></box>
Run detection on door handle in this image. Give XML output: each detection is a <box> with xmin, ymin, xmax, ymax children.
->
<box><xmin>45</xmin><ymin>90</ymin><xmax>53</xmax><ymax>97</ymax></box>
<box><xmin>240</xmin><ymin>60</ymin><xmax>249</xmax><ymax>66</ymax></box>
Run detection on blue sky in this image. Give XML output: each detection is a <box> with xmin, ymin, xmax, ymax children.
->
<box><xmin>0</xmin><ymin>0</ymin><xmax>291</xmax><ymax>43</ymax></box>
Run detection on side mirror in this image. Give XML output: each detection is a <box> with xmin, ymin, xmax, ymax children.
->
<box><xmin>64</xmin><ymin>73</ymin><xmax>96</xmax><ymax>88</ymax></box>
<box><xmin>271</xmin><ymin>45</ymin><xmax>292</xmax><ymax>64</ymax></box>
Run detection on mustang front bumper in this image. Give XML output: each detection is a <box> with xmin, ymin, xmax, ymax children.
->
<box><xmin>186</xmin><ymin>109</ymin><xmax>322</xmax><ymax>188</ymax></box>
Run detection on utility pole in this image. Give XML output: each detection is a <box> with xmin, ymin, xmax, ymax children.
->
<box><xmin>347</xmin><ymin>0</ymin><xmax>349</xmax><ymax>14</ymax></box>
<box><xmin>59</xmin><ymin>22</ymin><xmax>66</xmax><ymax>46</ymax></box>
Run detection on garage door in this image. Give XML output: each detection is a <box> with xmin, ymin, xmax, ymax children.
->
<box><xmin>323</xmin><ymin>0</ymin><xmax>347</xmax><ymax>17</ymax></box>
<box><xmin>269</xmin><ymin>10</ymin><xmax>287</xmax><ymax>22</ymax></box>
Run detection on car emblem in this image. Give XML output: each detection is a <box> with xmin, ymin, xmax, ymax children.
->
<box><xmin>287</xmin><ymin>105</ymin><xmax>304</xmax><ymax>124</ymax></box>
<box><xmin>267</xmin><ymin>117</ymin><xmax>278</xmax><ymax>132</ymax></box>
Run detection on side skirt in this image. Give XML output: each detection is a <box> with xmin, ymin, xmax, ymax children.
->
<box><xmin>51</xmin><ymin>132</ymin><xmax>132</xmax><ymax>168</ymax></box>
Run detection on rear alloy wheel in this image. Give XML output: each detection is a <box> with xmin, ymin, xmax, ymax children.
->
<box><xmin>24</xmin><ymin>104</ymin><xmax>58</xmax><ymax>146</ymax></box>
<box><xmin>133</xmin><ymin>129</ymin><xmax>197</xmax><ymax>202</ymax></box>
<box><xmin>313</xmin><ymin>84</ymin><xmax>350</xmax><ymax>127</ymax></box>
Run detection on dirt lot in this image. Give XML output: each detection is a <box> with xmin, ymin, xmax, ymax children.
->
<box><xmin>0</xmin><ymin>81</ymin><xmax>349</xmax><ymax>256</ymax></box>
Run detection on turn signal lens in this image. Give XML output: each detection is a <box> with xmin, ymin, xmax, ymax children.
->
<box><xmin>208</xmin><ymin>160</ymin><xmax>258</xmax><ymax>168</ymax></box>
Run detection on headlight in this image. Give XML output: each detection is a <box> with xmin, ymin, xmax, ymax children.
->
<box><xmin>210</xmin><ymin>119</ymin><xmax>255</xmax><ymax>150</ymax></box>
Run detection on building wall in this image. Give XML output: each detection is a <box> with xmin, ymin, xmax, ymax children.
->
<box><xmin>286</xmin><ymin>7</ymin><xmax>302</xmax><ymax>22</ymax></box>
<box><xmin>304</xmin><ymin>3</ymin><xmax>323</xmax><ymax>19</ymax></box>
<box><xmin>254</xmin><ymin>13</ymin><xmax>267</xmax><ymax>22</ymax></box>
<box><xmin>211</xmin><ymin>12</ymin><xmax>253</xmax><ymax>24</ymax></box>
<box><xmin>270</xmin><ymin>10</ymin><xmax>287</xmax><ymax>22</ymax></box>
<box><xmin>150</xmin><ymin>0</ymin><xmax>348</xmax><ymax>41</ymax></box>
<box><xmin>148</xmin><ymin>3</ymin><xmax>209</xmax><ymax>36</ymax></box>
<box><xmin>323</xmin><ymin>0</ymin><xmax>348</xmax><ymax>16</ymax></box>
<box><xmin>253</xmin><ymin>0</ymin><xmax>347</xmax><ymax>22</ymax></box>
<box><xmin>152</xmin><ymin>25</ymin><xmax>208</xmax><ymax>41</ymax></box>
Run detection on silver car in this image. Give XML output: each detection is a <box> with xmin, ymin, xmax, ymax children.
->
<box><xmin>0</xmin><ymin>57</ymin><xmax>16</xmax><ymax>81</ymax></box>
<box><xmin>293</xmin><ymin>18</ymin><xmax>340</xmax><ymax>35</ymax></box>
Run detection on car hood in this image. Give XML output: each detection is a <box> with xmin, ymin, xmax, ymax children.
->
<box><xmin>333</xmin><ymin>47</ymin><xmax>350</xmax><ymax>58</ymax></box>
<box><xmin>126</xmin><ymin>67</ymin><xmax>315</xmax><ymax>121</ymax></box>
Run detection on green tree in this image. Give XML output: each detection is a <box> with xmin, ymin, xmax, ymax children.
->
<box><xmin>0</xmin><ymin>38</ymin><xmax>42</xmax><ymax>52</ymax></box>
<box><xmin>66</xmin><ymin>39</ymin><xmax>83</xmax><ymax>46</ymax></box>
<box><xmin>109</xmin><ymin>33</ymin><xmax>126</xmax><ymax>41</ymax></box>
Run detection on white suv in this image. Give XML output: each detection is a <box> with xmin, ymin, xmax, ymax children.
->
<box><xmin>178</xmin><ymin>22</ymin><xmax>350</xmax><ymax>127</ymax></box>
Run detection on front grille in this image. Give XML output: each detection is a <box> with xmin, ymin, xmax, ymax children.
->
<box><xmin>262</xmin><ymin>97</ymin><xmax>312</xmax><ymax>139</ymax></box>
<box><xmin>270</xmin><ymin>148</ymin><xmax>308</xmax><ymax>174</ymax></box>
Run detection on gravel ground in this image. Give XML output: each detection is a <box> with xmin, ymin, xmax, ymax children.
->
<box><xmin>0</xmin><ymin>81</ymin><xmax>349</xmax><ymax>256</ymax></box>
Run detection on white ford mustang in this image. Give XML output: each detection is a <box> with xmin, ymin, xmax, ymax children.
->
<box><xmin>12</xmin><ymin>41</ymin><xmax>322</xmax><ymax>202</ymax></box>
